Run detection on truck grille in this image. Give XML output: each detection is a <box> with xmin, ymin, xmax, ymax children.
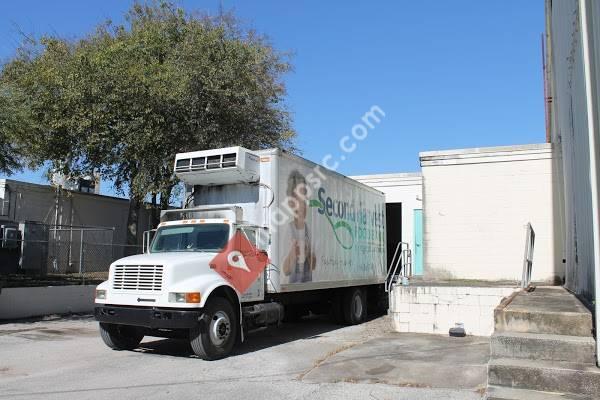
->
<box><xmin>112</xmin><ymin>265</ymin><xmax>163</xmax><ymax>291</ymax></box>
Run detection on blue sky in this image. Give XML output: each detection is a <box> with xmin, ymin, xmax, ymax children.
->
<box><xmin>0</xmin><ymin>1</ymin><xmax>546</xmax><ymax>197</ymax></box>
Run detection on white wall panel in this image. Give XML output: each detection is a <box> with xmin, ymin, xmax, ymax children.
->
<box><xmin>420</xmin><ymin>144</ymin><xmax>563</xmax><ymax>283</ymax></box>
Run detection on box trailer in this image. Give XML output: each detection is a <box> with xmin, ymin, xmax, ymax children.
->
<box><xmin>95</xmin><ymin>147</ymin><xmax>387</xmax><ymax>360</ymax></box>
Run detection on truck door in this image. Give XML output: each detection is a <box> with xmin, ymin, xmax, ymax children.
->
<box><xmin>237</xmin><ymin>226</ymin><xmax>266</xmax><ymax>303</ymax></box>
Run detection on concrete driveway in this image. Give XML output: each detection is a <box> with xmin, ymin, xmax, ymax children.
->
<box><xmin>0</xmin><ymin>314</ymin><xmax>487</xmax><ymax>400</ymax></box>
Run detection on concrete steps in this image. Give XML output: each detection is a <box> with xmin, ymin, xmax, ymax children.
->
<box><xmin>488</xmin><ymin>358</ymin><xmax>600</xmax><ymax>396</ymax></box>
<box><xmin>494</xmin><ymin>309</ymin><xmax>593</xmax><ymax>336</ymax></box>
<box><xmin>493</xmin><ymin>287</ymin><xmax>592</xmax><ymax>337</ymax></box>
<box><xmin>487</xmin><ymin>386</ymin><xmax>592</xmax><ymax>400</ymax></box>
<box><xmin>487</xmin><ymin>287</ymin><xmax>598</xmax><ymax>398</ymax></box>
<box><xmin>491</xmin><ymin>331</ymin><xmax>596</xmax><ymax>363</ymax></box>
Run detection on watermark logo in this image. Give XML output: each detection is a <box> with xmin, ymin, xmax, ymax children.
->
<box><xmin>210</xmin><ymin>231</ymin><xmax>270</xmax><ymax>294</ymax></box>
<box><xmin>273</xmin><ymin>104</ymin><xmax>386</xmax><ymax>233</ymax></box>
<box><xmin>322</xmin><ymin>105</ymin><xmax>386</xmax><ymax>172</ymax></box>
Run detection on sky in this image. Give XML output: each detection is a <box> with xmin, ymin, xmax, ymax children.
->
<box><xmin>0</xmin><ymin>0</ymin><xmax>546</xmax><ymax>197</ymax></box>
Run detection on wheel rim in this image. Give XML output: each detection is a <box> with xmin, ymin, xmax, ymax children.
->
<box><xmin>353</xmin><ymin>293</ymin><xmax>363</xmax><ymax>320</ymax></box>
<box><xmin>209</xmin><ymin>311</ymin><xmax>231</xmax><ymax>347</ymax></box>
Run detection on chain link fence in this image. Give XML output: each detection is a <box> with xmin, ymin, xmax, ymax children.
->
<box><xmin>1</xmin><ymin>223</ymin><xmax>144</xmax><ymax>287</ymax></box>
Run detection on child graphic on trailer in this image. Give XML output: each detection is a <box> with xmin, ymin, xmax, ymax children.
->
<box><xmin>282</xmin><ymin>170</ymin><xmax>317</xmax><ymax>283</ymax></box>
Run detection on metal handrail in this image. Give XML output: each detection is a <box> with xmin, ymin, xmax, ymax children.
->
<box><xmin>385</xmin><ymin>241</ymin><xmax>412</xmax><ymax>292</ymax></box>
<box><xmin>521</xmin><ymin>223</ymin><xmax>535</xmax><ymax>289</ymax></box>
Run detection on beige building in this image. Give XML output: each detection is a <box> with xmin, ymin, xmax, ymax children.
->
<box><xmin>419</xmin><ymin>143</ymin><xmax>564</xmax><ymax>283</ymax></box>
<box><xmin>351</xmin><ymin>172</ymin><xmax>423</xmax><ymax>274</ymax></box>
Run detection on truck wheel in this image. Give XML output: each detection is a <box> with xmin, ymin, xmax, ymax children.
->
<box><xmin>99</xmin><ymin>323</ymin><xmax>144</xmax><ymax>350</ymax></box>
<box><xmin>343</xmin><ymin>288</ymin><xmax>367</xmax><ymax>325</ymax></box>
<box><xmin>190</xmin><ymin>297</ymin><xmax>238</xmax><ymax>360</ymax></box>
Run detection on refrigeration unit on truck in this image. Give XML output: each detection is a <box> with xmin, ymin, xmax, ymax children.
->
<box><xmin>95</xmin><ymin>146</ymin><xmax>387</xmax><ymax>360</ymax></box>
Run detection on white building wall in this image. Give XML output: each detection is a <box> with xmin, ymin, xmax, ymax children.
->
<box><xmin>420</xmin><ymin>144</ymin><xmax>564</xmax><ymax>283</ymax></box>
<box><xmin>351</xmin><ymin>173</ymin><xmax>423</xmax><ymax>256</ymax></box>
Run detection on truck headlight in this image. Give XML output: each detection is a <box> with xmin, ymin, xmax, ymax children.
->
<box><xmin>95</xmin><ymin>289</ymin><xmax>107</xmax><ymax>300</ymax></box>
<box><xmin>169</xmin><ymin>292</ymin><xmax>201</xmax><ymax>303</ymax></box>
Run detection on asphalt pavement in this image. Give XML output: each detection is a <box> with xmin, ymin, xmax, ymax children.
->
<box><xmin>0</xmin><ymin>314</ymin><xmax>487</xmax><ymax>400</ymax></box>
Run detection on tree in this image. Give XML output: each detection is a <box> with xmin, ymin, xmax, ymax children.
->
<box><xmin>0</xmin><ymin>89</ymin><xmax>26</xmax><ymax>175</ymax></box>
<box><xmin>0</xmin><ymin>1</ymin><xmax>295</xmax><ymax>245</ymax></box>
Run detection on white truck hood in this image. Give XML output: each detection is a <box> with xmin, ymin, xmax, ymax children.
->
<box><xmin>97</xmin><ymin>251</ymin><xmax>233</xmax><ymax>308</ymax></box>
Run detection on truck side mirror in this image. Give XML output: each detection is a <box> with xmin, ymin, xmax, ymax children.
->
<box><xmin>143</xmin><ymin>229</ymin><xmax>157</xmax><ymax>254</ymax></box>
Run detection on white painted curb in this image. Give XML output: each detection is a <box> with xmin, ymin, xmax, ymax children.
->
<box><xmin>0</xmin><ymin>285</ymin><xmax>96</xmax><ymax>320</ymax></box>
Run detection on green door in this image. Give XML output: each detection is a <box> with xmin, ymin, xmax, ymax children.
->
<box><xmin>413</xmin><ymin>209</ymin><xmax>423</xmax><ymax>275</ymax></box>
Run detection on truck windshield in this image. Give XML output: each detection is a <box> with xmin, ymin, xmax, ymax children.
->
<box><xmin>150</xmin><ymin>224</ymin><xmax>230</xmax><ymax>253</ymax></box>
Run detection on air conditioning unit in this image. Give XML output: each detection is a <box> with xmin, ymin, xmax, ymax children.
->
<box><xmin>174</xmin><ymin>146</ymin><xmax>260</xmax><ymax>186</ymax></box>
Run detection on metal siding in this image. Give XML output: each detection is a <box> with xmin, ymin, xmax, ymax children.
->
<box><xmin>1</xmin><ymin>179</ymin><xmax>153</xmax><ymax>248</ymax></box>
<box><xmin>549</xmin><ymin>0</ymin><xmax>597</xmax><ymax>301</ymax></box>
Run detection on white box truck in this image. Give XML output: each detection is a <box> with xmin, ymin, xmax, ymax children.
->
<box><xmin>95</xmin><ymin>147</ymin><xmax>387</xmax><ymax>360</ymax></box>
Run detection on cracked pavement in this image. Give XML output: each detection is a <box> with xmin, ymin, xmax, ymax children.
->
<box><xmin>0</xmin><ymin>314</ymin><xmax>485</xmax><ymax>400</ymax></box>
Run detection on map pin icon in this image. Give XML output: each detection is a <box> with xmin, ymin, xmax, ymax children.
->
<box><xmin>227</xmin><ymin>250</ymin><xmax>250</xmax><ymax>272</ymax></box>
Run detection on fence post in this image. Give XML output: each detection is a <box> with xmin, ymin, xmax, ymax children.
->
<box><xmin>79</xmin><ymin>229</ymin><xmax>84</xmax><ymax>281</ymax></box>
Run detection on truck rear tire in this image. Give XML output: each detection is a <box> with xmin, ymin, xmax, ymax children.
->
<box><xmin>343</xmin><ymin>288</ymin><xmax>367</xmax><ymax>325</ymax></box>
<box><xmin>190</xmin><ymin>297</ymin><xmax>238</xmax><ymax>360</ymax></box>
<box><xmin>99</xmin><ymin>323</ymin><xmax>144</xmax><ymax>350</ymax></box>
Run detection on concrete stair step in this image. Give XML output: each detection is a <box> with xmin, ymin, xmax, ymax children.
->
<box><xmin>487</xmin><ymin>386</ymin><xmax>592</xmax><ymax>400</ymax></box>
<box><xmin>488</xmin><ymin>358</ymin><xmax>600</xmax><ymax>396</ymax></box>
<box><xmin>495</xmin><ymin>309</ymin><xmax>592</xmax><ymax>336</ymax></box>
<box><xmin>491</xmin><ymin>332</ymin><xmax>596</xmax><ymax>363</ymax></box>
<box><xmin>494</xmin><ymin>287</ymin><xmax>593</xmax><ymax>337</ymax></box>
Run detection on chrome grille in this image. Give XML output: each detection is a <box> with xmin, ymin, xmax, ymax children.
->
<box><xmin>112</xmin><ymin>265</ymin><xmax>163</xmax><ymax>291</ymax></box>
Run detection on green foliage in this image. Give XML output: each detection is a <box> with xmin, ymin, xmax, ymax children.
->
<box><xmin>0</xmin><ymin>1</ymin><xmax>295</xmax><ymax>203</ymax></box>
<box><xmin>0</xmin><ymin>85</ymin><xmax>31</xmax><ymax>174</ymax></box>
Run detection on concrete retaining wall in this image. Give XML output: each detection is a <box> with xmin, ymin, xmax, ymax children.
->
<box><xmin>390</xmin><ymin>285</ymin><xmax>518</xmax><ymax>336</ymax></box>
<box><xmin>0</xmin><ymin>285</ymin><xmax>96</xmax><ymax>320</ymax></box>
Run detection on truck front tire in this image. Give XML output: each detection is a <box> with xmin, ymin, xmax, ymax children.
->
<box><xmin>343</xmin><ymin>288</ymin><xmax>367</xmax><ymax>325</ymax></box>
<box><xmin>190</xmin><ymin>297</ymin><xmax>238</xmax><ymax>360</ymax></box>
<box><xmin>99</xmin><ymin>323</ymin><xmax>144</xmax><ymax>350</ymax></box>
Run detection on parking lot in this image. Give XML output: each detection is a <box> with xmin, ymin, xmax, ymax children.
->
<box><xmin>0</xmin><ymin>315</ymin><xmax>488</xmax><ymax>400</ymax></box>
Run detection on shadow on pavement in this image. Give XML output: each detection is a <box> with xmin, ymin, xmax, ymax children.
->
<box><xmin>135</xmin><ymin>314</ymin><xmax>345</xmax><ymax>358</ymax></box>
<box><xmin>135</xmin><ymin>313</ymin><xmax>380</xmax><ymax>359</ymax></box>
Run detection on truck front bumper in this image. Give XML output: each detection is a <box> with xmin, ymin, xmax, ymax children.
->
<box><xmin>95</xmin><ymin>305</ymin><xmax>204</xmax><ymax>329</ymax></box>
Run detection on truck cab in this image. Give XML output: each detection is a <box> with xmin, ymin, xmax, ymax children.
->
<box><xmin>95</xmin><ymin>206</ymin><xmax>271</xmax><ymax>360</ymax></box>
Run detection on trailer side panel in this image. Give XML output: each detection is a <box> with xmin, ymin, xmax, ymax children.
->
<box><xmin>268</xmin><ymin>151</ymin><xmax>386</xmax><ymax>293</ymax></box>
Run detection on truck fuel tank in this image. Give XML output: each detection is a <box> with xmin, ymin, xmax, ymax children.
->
<box><xmin>242</xmin><ymin>302</ymin><xmax>284</xmax><ymax>330</ymax></box>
